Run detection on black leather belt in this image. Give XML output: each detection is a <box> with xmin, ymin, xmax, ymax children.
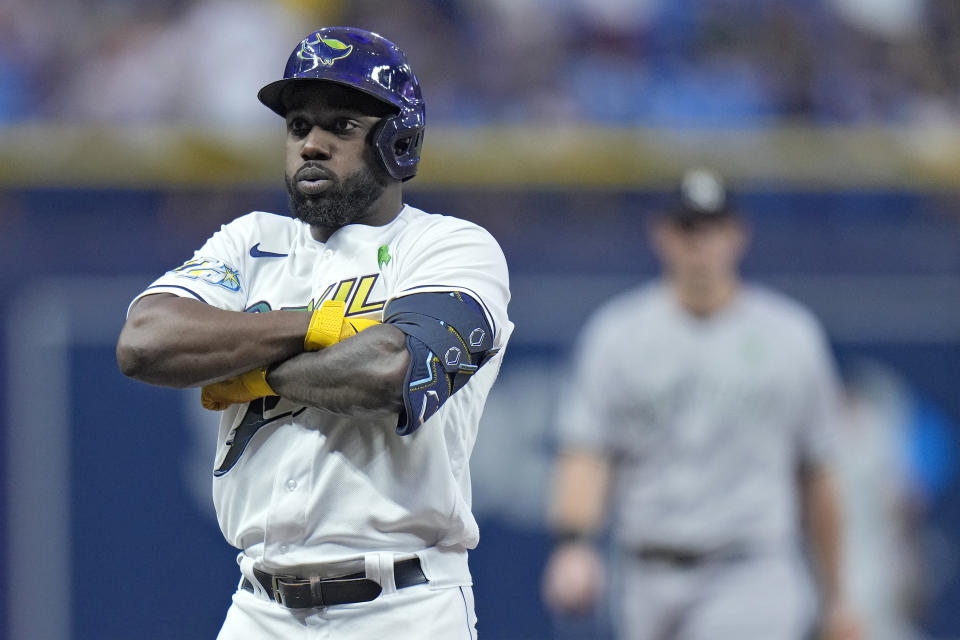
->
<box><xmin>241</xmin><ymin>557</ymin><xmax>428</xmax><ymax>609</ymax></box>
<box><xmin>635</xmin><ymin>546</ymin><xmax>747</xmax><ymax>568</ymax></box>
<box><xmin>636</xmin><ymin>547</ymin><xmax>705</xmax><ymax>568</ymax></box>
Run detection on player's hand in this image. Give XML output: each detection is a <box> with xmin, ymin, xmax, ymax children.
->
<box><xmin>818</xmin><ymin>602</ymin><xmax>863</xmax><ymax>640</ymax></box>
<box><xmin>541</xmin><ymin>541</ymin><xmax>605</xmax><ymax>616</ymax></box>
<box><xmin>201</xmin><ymin>367</ymin><xmax>275</xmax><ymax>411</ymax></box>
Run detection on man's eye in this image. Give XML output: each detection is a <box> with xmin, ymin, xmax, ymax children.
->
<box><xmin>289</xmin><ymin>119</ymin><xmax>311</xmax><ymax>136</ymax></box>
<box><xmin>332</xmin><ymin>119</ymin><xmax>357</xmax><ymax>132</ymax></box>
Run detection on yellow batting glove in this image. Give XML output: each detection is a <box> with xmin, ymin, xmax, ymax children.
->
<box><xmin>201</xmin><ymin>367</ymin><xmax>275</xmax><ymax>411</ymax></box>
<box><xmin>304</xmin><ymin>300</ymin><xmax>380</xmax><ymax>351</ymax></box>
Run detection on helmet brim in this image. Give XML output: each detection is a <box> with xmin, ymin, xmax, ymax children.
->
<box><xmin>257</xmin><ymin>77</ymin><xmax>402</xmax><ymax>117</ymax></box>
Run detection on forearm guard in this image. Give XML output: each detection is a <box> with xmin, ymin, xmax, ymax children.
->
<box><xmin>384</xmin><ymin>291</ymin><xmax>494</xmax><ymax>435</ymax></box>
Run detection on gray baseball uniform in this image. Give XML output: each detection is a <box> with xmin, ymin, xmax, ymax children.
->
<box><xmin>557</xmin><ymin>281</ymin><xmax>839</xmax><ymax>639</ymax></box>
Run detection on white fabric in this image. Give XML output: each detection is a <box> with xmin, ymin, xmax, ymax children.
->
<box><xmin>217</xmin><ymin>582</ymin><xmax>478</xmax><ymax>640</ymax></box>
<box><xmin>557</xmin><ymin>282</ymin><xmax>840</xmax><ymax>552</ymax></box>
<box><xmin>130</xmin><ymin>205</ymin><xmax>513</xmax><ymax>589</ymax></box>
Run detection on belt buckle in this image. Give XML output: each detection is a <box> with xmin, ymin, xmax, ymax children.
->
<box><xmin>271</xmin><ymin>573</ymin><xmax>318</xmax><ymax>609</ymax></box>
<box><xmin>271</xmin><ymin>574</ymin><xmax>299</xmax><ymax>606</ymax></box>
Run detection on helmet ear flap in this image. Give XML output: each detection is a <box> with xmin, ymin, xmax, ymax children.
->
<box><xmin>374</xmin><ymin>109</ymin><xmax>425</xmax><ymax>181</ymax></box>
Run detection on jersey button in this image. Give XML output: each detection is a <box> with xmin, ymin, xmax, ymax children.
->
<box><xmin>286</xmin><ymin>479</ymin><xmax>297</xmax><ymax>491</ymax></box>
<box><xmin>279</xmin><ymin>544</ymin><xmax>289</xmax><ymax>554</ymax></box>
<box><xmin>323</xmin><ymin>249</ymin><xmax>334</xmax><ymax>259</ymax></box>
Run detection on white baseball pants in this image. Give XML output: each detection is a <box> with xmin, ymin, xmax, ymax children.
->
<box><xmin>217</xmin><ymin>580</ymin><xmax>477</xmax><ymax>640</ymax></box>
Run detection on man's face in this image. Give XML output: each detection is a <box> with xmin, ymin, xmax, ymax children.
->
<box><xmin>652</xmin><ymin>216</ymin><xmax>748</xmax><ymax>290</ymax></box>
<box><xmin>282</xmin><ymin>83</ymin><xmax>394</xmax><ymax>229</ymax></box>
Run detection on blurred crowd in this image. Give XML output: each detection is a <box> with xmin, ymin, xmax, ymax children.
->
<box><xmin>2</xmin><ymin>0</ymin><xmax>960</xmax><ymax>126</ymax></box>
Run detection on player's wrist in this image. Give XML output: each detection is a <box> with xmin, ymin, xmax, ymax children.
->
<box><xmin>552</xmin><ymin>528</ymin><xmax>596</xmax><ymax>547</ymax></box>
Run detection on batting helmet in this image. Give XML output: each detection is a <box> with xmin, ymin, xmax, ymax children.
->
<box><xmin>258</xmin><ymin>27</ymin><xmax>426</xmax><ymax>181</ymax></box>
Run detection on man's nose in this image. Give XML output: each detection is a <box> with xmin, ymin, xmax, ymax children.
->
<box><xmin>302</xmin><ymin>127</ymin><xmax>334</xmax><ymax>159</ymax></box>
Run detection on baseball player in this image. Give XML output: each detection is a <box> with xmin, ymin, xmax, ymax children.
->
<box><xmin>116</xmin><ymin>27</ymin><xmax>512</xmax><ymax>639</ymax></box>
<box><xmin>541</xmin><ymin>169</ymin><xmax>861</xmax><ymax>640</ymax></box>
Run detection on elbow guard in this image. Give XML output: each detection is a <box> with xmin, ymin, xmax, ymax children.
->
<box><xmin>384</xmin><ymin>291</ymin><xmax>495</xmax><ymax>435</ymax></box>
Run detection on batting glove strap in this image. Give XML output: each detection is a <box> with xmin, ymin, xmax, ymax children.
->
<box><xmin>304</xmin><ymin>300</ymin><xmax>381</xmax><ymax>351</ymax></box>
<box><xmin>239</xmin><ymin>366</ymin><xmax>275</xmax><ymax>397</ymax></box>
<box><xmin>305</xmin><ymin>301</ymin><xmax>347</xmax><ymax>350</ymax></box>
<box><xmin>200</xmin><ymin>366</ymin><xmax>275</xmax><ymax>411</ymax></box>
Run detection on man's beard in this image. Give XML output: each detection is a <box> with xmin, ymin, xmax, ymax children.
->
<box><xmin>286</xmin><ymin>162</ymin><xmax>387</xmax><ymax>229</ymax></box>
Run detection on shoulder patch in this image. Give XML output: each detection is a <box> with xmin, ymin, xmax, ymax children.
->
<box><xmin>169</xmin><ymin>258</ymin><xmax>242</xmax><ymax>292</ymax></box>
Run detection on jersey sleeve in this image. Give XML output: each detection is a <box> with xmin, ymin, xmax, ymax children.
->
<box><xmin>385</xmin><ymin>219</ymin><xmax>511</xmax><ymax>348</ymax></box>
<box><xmin>129</xmin><ymin>216</ymin><xmax>252</xmax><ymax>313</ymax></box>
<box><xmin>554</xmin><ymin>308</ymin><xmax>622</xmax><ymax>454</ymax></box>
<box><xmin>793</xmin><ymin>315</ymin><xmax>842</xmax><ymax>467</ymax></box>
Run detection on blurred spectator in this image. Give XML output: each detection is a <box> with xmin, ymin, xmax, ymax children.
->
<box><xmin>561</xmin><ymin>0</ymin><xmax>794</xmax><ymax>125</ymax></box>
<box><xmin>50</xmin><ymin>0</ymin><xmax>188</xmax><ymax>123</ymax></box>
<box><xmin>830</xmin><ymin>0</ymin><xmax>924</xmax><ymax>40</ymax></box>
<box><xmin>48</xmin><ymin>0</ymin><xmax>308</xmax><ymax>124</ymax></box>
<box><xmin>0</xmin><ymin>0</ymin><xmax>58</xmax><ymax>121</ymax></box>
<box><xmin>339</xmin><ymin>0</ymin><xmax>577</xmax><ymax>123</ymax></box>
<box><xmin>5</xmin><ymin>0</ymin><xmax>960</xmax><ymax>126</ymax></box>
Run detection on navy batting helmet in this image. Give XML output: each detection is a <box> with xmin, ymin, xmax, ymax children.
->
<box><xmin>258</xmin><ymin>27</ymin><xmax>425</xmax><ymax>181</ymax></box>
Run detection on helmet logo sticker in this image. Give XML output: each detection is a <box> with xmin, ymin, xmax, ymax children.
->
<box><xmin>297</xmin><ymin>35</ymin><xmax>354</xmax><ymax>67</ymax></box>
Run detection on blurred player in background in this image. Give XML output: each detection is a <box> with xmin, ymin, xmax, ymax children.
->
<box><xmin>116</xmin><ymin>27</ymin><xmax>512</xmax><ymax>639</ymax></box>
<box><xmin>837</xmin><ymin>359</ymin><xmax>947</xmax><ymax>640</ymax></box>
<box><xmin>541</xmin><ymin>169</ymin><xmax>861</xmax><ymax>640</ymax></box>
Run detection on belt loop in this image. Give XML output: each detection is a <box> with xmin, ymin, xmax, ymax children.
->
<box><xmin>271</xmin><ymin>575</ymin><xmax>284</xmax><ymax>605</ymax></box>
<box><xmin>309</xmin><ymin>576</ymin><xmax>325</xmax><ymax>607</ymax></box>
<box><xmin>239</xmin><ymin>553</ymin><xmax>268</xmax><ymax>599</ymax></box>
<box><xmin>364</xmin><ymin>552</ymin><xmax>396</xmax><ymax>595</ymax></box>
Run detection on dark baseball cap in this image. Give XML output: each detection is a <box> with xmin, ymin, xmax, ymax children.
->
<box><xmin>662</xmin><ymin>168</ymin><xmax>739</xmax><ymax>227</ymax></box>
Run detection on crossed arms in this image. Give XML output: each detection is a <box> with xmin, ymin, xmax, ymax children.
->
<box><xmin>116</xmin><ymin>293</ymin><xmax>409</xmax><ymax>417</ymax></box>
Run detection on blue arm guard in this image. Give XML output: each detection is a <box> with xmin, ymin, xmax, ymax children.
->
<box><xmin>384</xmin><ymin>291</ymin><xmax>495</xmax><ymax>435</ymax></box>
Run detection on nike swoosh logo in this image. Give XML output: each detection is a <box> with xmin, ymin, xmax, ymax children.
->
<box><xmin>249</xmin><ymin>243</ymin><xmax>288</xmax><ymax>258</ymax></box>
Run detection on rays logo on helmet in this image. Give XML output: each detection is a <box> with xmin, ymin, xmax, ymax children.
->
<box><xmin>297</xmin><ymin>35</ymin><xmax>353</xmax><ymax>67</ymax></box>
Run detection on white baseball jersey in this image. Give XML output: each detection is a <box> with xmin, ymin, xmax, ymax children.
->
<box><xmin>558</xmin><ymin>282</ymin><xmax>838</xmax><ymax>553</ymax></box>
<box><xmin>131</xmin><ymin>204</ymin><xmax>513</xmax><ymax>586</ymax></box>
